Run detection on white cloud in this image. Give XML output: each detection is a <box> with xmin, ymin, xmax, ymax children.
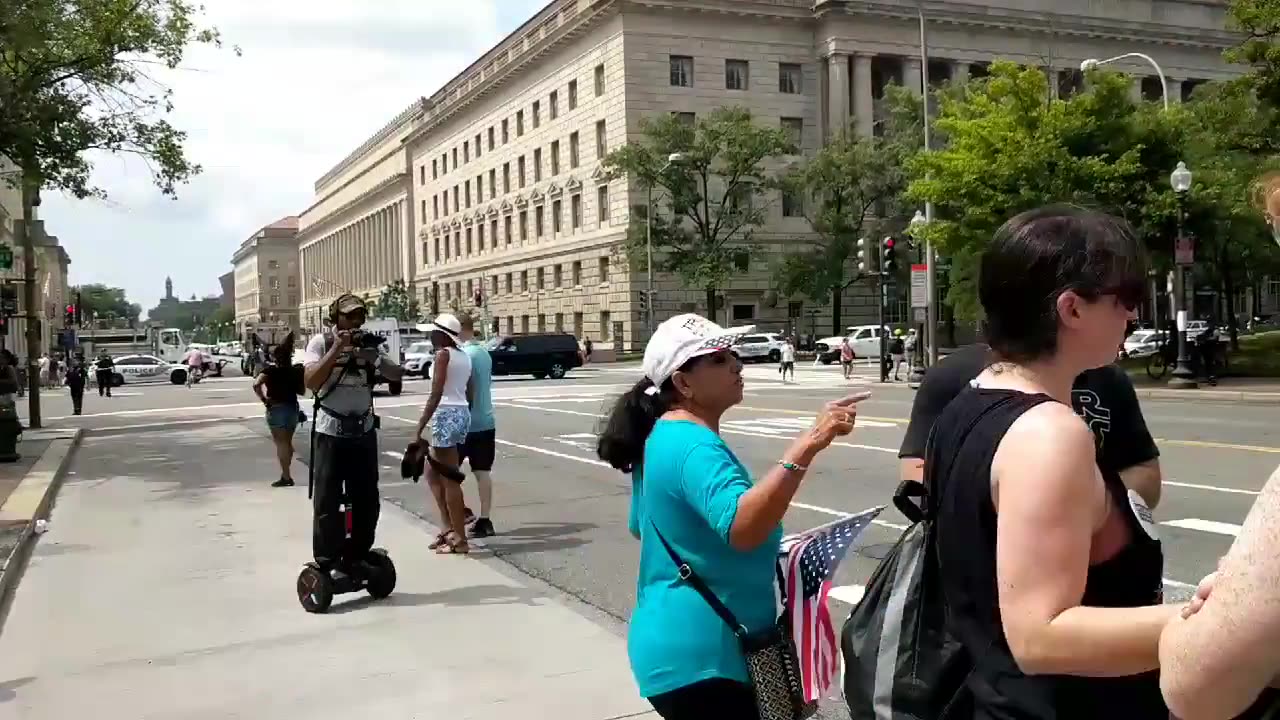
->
<box><xmin>44</xmin><ymin>0</ymin><xmax>544</xmax><ymax>311</ymax></box>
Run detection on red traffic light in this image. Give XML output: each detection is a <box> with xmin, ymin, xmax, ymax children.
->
<box><xmin>883</xmin><ymin>238</ymin><xmax>895</xmax><ymax>248</ymax></box>
<box><xmin>65</xmin><ymin>304</ymin><xmax>74</xmax><ymax>314</ymax></box>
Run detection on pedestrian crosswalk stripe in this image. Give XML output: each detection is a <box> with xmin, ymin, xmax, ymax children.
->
<box><xmin>1162</xmin><ymin>518</ymin><xmax>1242</xmax><ymax>537</ymax></box>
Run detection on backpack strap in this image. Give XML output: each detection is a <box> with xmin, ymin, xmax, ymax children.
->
<box><xmin>650</xmin><ymin>521</ymin><xmax>749</xmax><ymax>638</ymax></box>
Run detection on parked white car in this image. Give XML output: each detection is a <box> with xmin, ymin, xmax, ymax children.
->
<box><xmin>732</xmin><ymin>333</ymin><xmax>787</xmax><ymax>363</ymax></box>
<box><xmin>1122</xmin><ymin>329</ymin><xmax>1166</xmax><ymax>358</ymax></box>
<box><xmin>814</xmin><ymin>325</ymin><xmax>890</xmax><ymax>363</ymax></box>
<box><xmin>91</xmin><ymin>354</ymin><xmax>190</xmax><ymax>386</ymax></box>
<box><xmin>402</xmin><ymin>341</ymin><xmax>434</xmax><ymax>376</ymax></box>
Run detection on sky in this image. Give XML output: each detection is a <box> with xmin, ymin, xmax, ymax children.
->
<box><xmin>44</xmin><ymin>0</ymin><xmax>547</xmax><ymax>313</ymax></box>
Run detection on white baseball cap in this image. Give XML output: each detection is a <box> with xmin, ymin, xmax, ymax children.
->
<box><xmin>430</xmin><ymin>313</ymin><xmax>462</xmax><ymax>338</ymax></box>
<box><xmin>642</xmin><ymin>314</ymin><xmax>753</xmax><ymax>393</ymax></box>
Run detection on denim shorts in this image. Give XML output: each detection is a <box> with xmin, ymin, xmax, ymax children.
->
<box><xmin>426</xmin><ymin>406</ymin><xmax>470</xmax><ymax>448</ymax></box>
<box><xmin>266</xmin><ymin>404</ymin><xmax>300</xmax><ymax>432</ymax></box>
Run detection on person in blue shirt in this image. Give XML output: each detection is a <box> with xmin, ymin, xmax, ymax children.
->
<box><xmin>458</xmin><ymin>314</ymin><xmax>498</xmax><ymax>538</ymax></box>
<box><xmin>596</xmin><ymin>313</ymin><xmax>867</xmax><ymax>720</ymax></box>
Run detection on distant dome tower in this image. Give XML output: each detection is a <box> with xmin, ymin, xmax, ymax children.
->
<box><xmin>164</xmin><ymin>276</ymin><xmax>173</xmax><ymax>300</ymax></box>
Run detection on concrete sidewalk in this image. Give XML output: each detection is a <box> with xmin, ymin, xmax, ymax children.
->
<box><xmin>0</xmin><ymin>421</ymin><xmax>653</xmax><ymax>719</ymax></box>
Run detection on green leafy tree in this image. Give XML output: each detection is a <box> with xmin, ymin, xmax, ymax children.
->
<box><xmin>906</xmin><ymin>61</ymin><xmax>1191</xmax><ymax>322</ymax></box>
<box><xmin>72</xmin><ymin>283</ymin><xmax>140</xmax><ymax>324</ymax></box>
<box><xmin>603</xmin><ymin>107</ymin><xmax>795</xmax><ymax>321</ymax></box>
<box><xmin>1225</xmin><ymin>0</ymin><xmax>1280</xmax><ymax>112</ymax></box>
<box><xmin>370</xmin><ymin>279</ymin><xmax>419</xmax><ymax>322</ymax></box>
<box><xmin>0</xmin><ymin>0</ymin><xmax>232</xmax><ymax>197</ymax></box>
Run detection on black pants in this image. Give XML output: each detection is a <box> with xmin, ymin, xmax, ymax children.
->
<box><xmin>649</xmin><ymin>679</ymin><xmax>758</xmax><ymax>720</ymax></box>
<box><xmin>96</xmin><ymin>370</ymin><xmax>112</xmax><ymax>396</ymax></box>
<box><xmin>68</xmin><ymin>384</ymin><xmax>84</xmax><ymax>414</ymax></box>
<box><xmin>310</xmin><ymin>431</ymin><xmax>379</xmax><ymax>569</ymax></box>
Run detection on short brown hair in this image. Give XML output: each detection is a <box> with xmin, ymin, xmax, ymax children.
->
<box><xmin>459</xmin><ymin>313</ymin><xmax>475</xmax><ymax>331</ymax></box>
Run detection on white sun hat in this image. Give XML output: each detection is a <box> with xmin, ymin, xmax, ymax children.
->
<box><xmin>642</xmin><ymin>313</ymin><xmax>754</xmax><ymax>393</ymax></box>
<box><xmin>429</xmin><ymin>313</ymin><xmax>462</xmax><ymax>338</ymax></box>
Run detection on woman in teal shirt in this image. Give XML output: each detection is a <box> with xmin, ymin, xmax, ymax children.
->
<box><xmin>597</xmin><ymin>314</ymin><xmax>866</xmax><ymax>719</ymax></box>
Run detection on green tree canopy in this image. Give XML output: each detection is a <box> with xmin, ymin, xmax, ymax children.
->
<box><xmin>370</xmin><ymin>280</ymin><xmax>419</xmax><ymax>322</ymax></box>
<box><xmin>72</xmin><ymin>283</ymin><xmax>140</xmax><ymax>324</ymax></box>
<box><xmin>0</xmin><ymin>0</ymin><xmax>232</xmax><ymax>197</ymax></box>
<box><xmin>603</xmin><ymin>106</ymin><xmax>795</xmax><ymax>321</ymax></box>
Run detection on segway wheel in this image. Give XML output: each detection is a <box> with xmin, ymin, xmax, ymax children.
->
<box><xmin>365</xmin><ymin>549</ymin><xmax>397</xmax><ymax>600</ymax></box>
<box><xmin>297</xmin><ymin>563</ymin><xmax>334</xmax><ymax>613</ymax></box>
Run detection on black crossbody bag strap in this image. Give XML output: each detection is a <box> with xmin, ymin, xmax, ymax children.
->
<box><xmin>650</xmin><ymin>521</ymin><xmax>749</xmax><ymax>639</ymax></box>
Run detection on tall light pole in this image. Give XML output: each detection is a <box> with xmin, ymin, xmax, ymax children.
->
<box><xmin>645</xmin><ymin>152</ymin><xmax>685</xmax><ymax>337</ymax></box>
<box><xmin>915</xmin><ymin>0</ymin><xmax>939</xmax><ymax>372</ymax></box>
<box><xmin>908</xmin><ymin>210</ymin><xmax>928</xmax><ymax>384</ymax></box>
<box><xmin>1080</xmin><ymin>53</ymin><xmax>1171</xmax><ymax>110</ymax></box>
<box><xmin>1168</xmin><ymin>161</ymin><xmax>1197</xmax><ymax>388</ymax></box>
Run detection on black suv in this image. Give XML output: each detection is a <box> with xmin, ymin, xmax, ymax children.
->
<box><xmin>488</xmin><ymin>333</ymin><xmax>583</xmax><ymax>380</ymax></box>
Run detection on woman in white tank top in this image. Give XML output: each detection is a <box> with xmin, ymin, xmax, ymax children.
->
<box><xmin>413</xmin><ymin>313</ymin><xmax>473</xmax><ymax>554</ymax></box>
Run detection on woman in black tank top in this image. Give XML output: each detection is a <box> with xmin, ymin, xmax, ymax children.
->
<box><xmin>928</xmin><ymin>206</ymin><xmax>1179</xmax><ymax>719</ymax></box>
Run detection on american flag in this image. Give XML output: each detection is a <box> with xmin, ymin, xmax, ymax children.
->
<box><xmin>782</xmin><ymin>506</ymin><xmax>883</xmax><ymax>702</ymax></box>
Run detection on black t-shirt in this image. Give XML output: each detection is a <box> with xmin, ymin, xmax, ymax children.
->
<box><xmin>898</xmin><ymin>343</ymin><xmax>1159</xmax><ymax>474</ymax></box>
<box><xmin>262</xmin><ymin>364</ymin><xmax>303</xmax><ymax>407</ymax></box>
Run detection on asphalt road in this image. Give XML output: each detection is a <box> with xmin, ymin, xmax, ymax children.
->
<box><xmin>32</xmin><ymin>359</ymin><xmax>1280</xmax><ymax>717</ymax></box>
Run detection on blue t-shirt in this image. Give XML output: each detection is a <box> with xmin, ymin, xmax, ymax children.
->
<box><xmin>627</xmin><ymin>419</ymin><xmax>783</xmax><ymax>698</ymax></box>
<box><xmin>461</xmin><ymin>341</ymin><xmax>495</xmax><ymax>432</ymax></box>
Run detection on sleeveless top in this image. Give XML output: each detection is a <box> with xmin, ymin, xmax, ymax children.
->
<box><xmin>262</xmin><ymin>364</ymin><xmax>302</xmax><ymax>407</ymax></box>
<box><xmin>929</xmin><ymin>387</ymin><xmax>1165</xmax><ymax>720</ymax></box>
<box><xmin>435</xmin><ymin>346</ymin><xmax>471</xmax><ymax>407</ymax></box>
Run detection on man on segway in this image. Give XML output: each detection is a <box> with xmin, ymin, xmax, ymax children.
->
<box><xmin>299</xmin><ymin>293</ymin><xmax>403</xmax><ymax>609</ymax></box>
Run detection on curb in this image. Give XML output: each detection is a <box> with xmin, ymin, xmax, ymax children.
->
<box><xmin>0</xmin><ymin>429</ymin><xmax>83</xmax><ymax>634</ymax></box>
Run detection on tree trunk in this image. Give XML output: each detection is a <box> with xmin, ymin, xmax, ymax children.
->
<box><xmin>705</xmin><ymin>286</ymin><xmax>718</xmax><ymax>324</ymax></box>
<box><xmin>1221</xmin><ymin>248</ymin><xmax>1239</xmax><ymax>350</ymax></box>
<box><xmin>19</xmin><ymin>171</ymin><xmax>42</xmax><ymax>428</ymax></box>
<box><xmin>830</xmin><ymin>287</ymin><xmax>843</xmax><ymax>336</ymax></box>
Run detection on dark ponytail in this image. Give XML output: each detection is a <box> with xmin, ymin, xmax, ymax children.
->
<box><xmin>596</xmin><ymin>377</ymin><xmax>672</xmax><ymax>474</ymax></box>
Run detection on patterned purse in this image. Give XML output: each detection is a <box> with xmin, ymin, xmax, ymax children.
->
<box><xmin>652</xmin><ymin>524</ymin><xmax>817</xmax><ymax>720</ymax></box>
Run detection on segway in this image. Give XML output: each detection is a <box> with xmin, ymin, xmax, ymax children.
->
<box><xmin>296</xmin><ymin>496</ymin><xmax>397</xmax><ymax>613</ymax></box>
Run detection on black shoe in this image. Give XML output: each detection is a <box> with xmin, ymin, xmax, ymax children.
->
<box><xmin>463</xmin><ymin>507</ymin><xmax>476</xmax><ymax>525</ymax></box>
<box><xmin>469</xmin><ymin>518</ymin><xmax>495</xmax><ymax>538</ymax></box>
<box><xmin>272</xmin><ymin>476</ymin><xmax>295</xmax><ymax>487</ymax></box>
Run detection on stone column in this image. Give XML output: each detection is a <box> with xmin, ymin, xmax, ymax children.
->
<box><xmin>903</xmin><ymin>56</ymin><xmax>923</xmax><ymax>95</ymax></box>
<box><xmin>853</xmin><ymin>53</ymin><xmax>875</xmax><ymax>138</ymax></box>
<box><xmin>1169</xmin><ymin>78</ymin><xmax>1185</xmax><ymax>104</ymax></box>
<box><xmin>827</xmin><ymin>52</ymin><xmax>851</xmax><ymax>139</ymax></box>
<box><xmin>952</xmin><ymin>60</ymin><xmax>970</xmax><ymax>84</ymax></box>
<box><xmin>1130</xmin><ymin>77</ymin><xmax>1144</xmax><ymax>104</ymax></box>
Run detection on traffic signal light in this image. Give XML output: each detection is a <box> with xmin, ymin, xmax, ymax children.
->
<box><xmin>474</xmin><ymin>288</ymin><xmax>484</xmax><ymax>307</ymax></box>
<box><xmin>75</xmin><ymin>292</ymin><xmax>83</xmax><ymax>326</ymax></box>
<box><xmin>0</xmin><ymin>316</ymin><xmax>8</xmax><ymax>336</ymax></box>
<box><xmin>883</xmin><ymin>237</ymin><xmax>898</xmax><ymax>272</ymax></box>
<box><xmin>64</xmin><ymin>304</ymin><xmax>75</xmax><ymax>326</ymax></box>
<box><xmin>857</xmin><ymin>238</ymin><xmax>871</xmax><ymax>272</ymax></box>
<box><xmin>638</xmin><ymin>290</ymin><xmax>649</xmax><ymax>312</ymax></box>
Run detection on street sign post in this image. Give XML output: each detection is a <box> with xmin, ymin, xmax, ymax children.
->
<box><xmin>910</xmin><ymin>264</ymin><xmax>928</xmax><ymax>308</ymax></box>
<box><xmin>1175</xmin><ymin>236</ymin><xmax>1195</xmax><ymax>265</ymax></box>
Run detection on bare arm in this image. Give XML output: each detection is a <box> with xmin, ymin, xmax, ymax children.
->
<box><xmin>1119</xmin><ymin>459</ymin><xmax>1162</xmax><ymax>509</ymax></box>
<box><xmin>414</xmin><ymin>350</ymin><xmax>449</xmax><ymax>440</ymax></box>
<box><xmin>994</xmin><ymin>404</ymin><xmax>1178</xmax><ymax>677</ymax></box>
<box><xmin>899</xmin><ymin>457</ymin><xmax>924</xmax><ymax>485</ymax></box>
<box><xmin>252</xmin><ymin>373</ymin><xmax>269</xmax><ymax>404</ymax></box>
<box><xmin>728</xmin><ymin>393</ymin><xmax>867</xmax><ymax>550</ymax></box>
<box><xmin>303</xmin><ymin>333</ymin><xmax>349</xmax><ymax>393</ymax></box>
<box><xmin>378</xmin><ymin>354</ymin><xmax>404</xmax><ymax>381</ymax></box>
<box><xmin>1159</xmin><ymin>463</ymin><xmax>1280</xmax><ymax>720</ymax></box>
<box><xmin>466</xmin><ymin>373</ymin><xmax>475</xmax><ymax>410</ymax></box>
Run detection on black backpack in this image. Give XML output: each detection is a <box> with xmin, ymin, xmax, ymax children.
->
<box><xmin>841</xmin><ymin>480</ymin><xmax>974</xmax><ymax>720</ymax></box>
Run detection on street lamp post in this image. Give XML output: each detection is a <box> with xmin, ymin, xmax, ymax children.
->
<box><xmin>915</xmin><ymin>0</ymin><xmax>939</xmax><ymax>371</ymax></box>
<box><xmin>908</xmin><ymin>210</ymin><xmax>928</xmax><ymax>384</ymax></box>
<box><xmin>1080</xmin><ymin>53</ymin><xmax>1171</xmax><ymax>110</ymax></box>
<box><xmin>645</xmin><ymin>152</ymin><xmax>685</xmax><ymax>337</ymax></box>
<box><xmin>1168</xmin><ymin>161</ymin><xmax>1198</xmax><ymax>388</ymax></box>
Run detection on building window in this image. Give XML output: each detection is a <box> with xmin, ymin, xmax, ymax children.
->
<box><xmin>288</xmin><ymin>275</ymin><xmax>297</xmax><ymax>287</ymax></box>
<box><xmin>675</xmin><ymin>111</ymin><xmax>696</xmax><ymax>127</ymax></box>
<box><xmin>537</xmin><ymin>314</ymin><xmax>546</xmax><ymax>332</ymax></box>
<box><xmin>434</xmin><ymin>237</ymin><xmax>441</xmax><ymax>263</ymax></box>
<box><xmin>532</xmin><ymin>100</ymin><xmax>541</xmax><ymax>128</ymax></box>
<box><xmin>732</xmin><ymin>304</ymin><xmax>754</xmax><ymax>322</ymax></box>
<box><xmin>432</xmin><ymin>159</ymin><xmax>438</xmax><ymax>179</ymax></box>
<box><xmin>550</xmin><ymin>140</ymin><xmax>561</xmax><ymax>175</ymax></box>
<box><xmin>491</xmin><ymin>275</ymin><xmax>498</xmax><ymax>296</ymax></box>
<box><xmin>270</xmin><ymin>276</ymin><xmax>280</xmax><ymax>289</ymax></box>
<box><xmin>465</xmin><ymin>181</ymin><xmax>471</xmax><ymax>208</ymax></box>
<box><xmin>571</xmin><ymin>193</ymin><xmax>582</xmax><ymax>230</ymax></box>
<box><xmin>441</xmin><ymin>153</ymin><xmax>447</xmax><ymax>175</ymax></box>
<box><xmin>782</xmin><ymin>190</ymin><xmax>803</xmax><ymax>217</ymax></box>
<box><xmin>550</xmin><ymin>90</ymin><xmax>559</xmax><ymax>119</ymax></box>
<box><xmin>594</xmin><ymin>64</ymin><xmax>606</xmax><ymax>96</ymax></box>
<box><xmin>552</xmin><ymin>199</ymin><xmax>563</xmax><ymax>233</ymax></box>
<box><xmin>670</xmin><ymin>55</ymin><xmax>693</xmax><ymax>87</ymax></box>
<box><xmin>733</xmin><ymin>250</ymin><xmax>750</xmax><ymax>271</ymax></box>
<box><xmin>573</xmin><ymin>311</ymin><xmax>584</xmax><ymax>336</ymax></box>
<box><xmin>466</xmin><ymin>278</ymin><xmax>473</xmax><ymax>299</ymax></box>
<box><xmin>453</xmin><ymin>185</ymin><xmax>460</xmax><ymax>212</ymax></box>
<box><xmin>489</xmin><ymin>169</ymin><xmax>497</xmax><ymax>199</ymax></box>
<box><xmin>475</xmin><ymin>133</ymin><xmax>482</xmax><ymax>158</ymax></box>
<box><xmin>518</xmin><ymin>156</ymin><xmax>526</xmax><ymax>188</ymax></box>
<box><xmin>568</xmin><ymin>79</ymin><xmax>578</xmax><ymax>110</ymax></box>
<box><xmin>782</xmin><ymin>117</ymin><xmax>803</xmax><ymax>148</ymax></box>
<box><xmin>477</xmin><ymin>223</ymin><xmax>486</xmax><ymax>247</ymax></box>
<box><xmin>491</xmin><ymin>220</ymin><xmax>499</xmax><ymax>249</ymax></box>
<box><xmin>569</xmin><ymin>132</ymin><xmax>580</xmax><ymax>168</ymax></box>
<box><xmin>554</xmin><ymin>312</ymin><xmax>564</xmax><ymax>332</ymax></box>
<box><xmin>520</xmin><ymin>269</ymin><xmax>528</xmax><ymax>291</ymax></box>
<box><xmin>431</xmin><ymin>197</ymin><xmax>437</xmax><ymax>220</ymax></box>
<box><xmin>477</xmin><ymin>174</ymin><xmax>484</xmax><ymax>198</ymax></box>
<box><xmin>420</xmin><ymin>166</ymin><xmax>426</xmax><ymax>185</ymax></box>
<box><xmin>572</xmin><ymin>260</ymin><xmax>582</xmax><ymax>286</ymax></box>
<box><xmin>533</xmin><ymin>148</ymin><xmax>543</xmax><ymax>182</ymax></box>
<box><xmin>488</xmin><ymin>127</ymin><xmax>495</xmax><ymax>150</ymax></box>
<box><xmin>521</xmin><ymin>315</ymin><xmax>529</xmax><ymax>333</ymax></box>
<box><xmin>463</xmin><ymin>141</ymin><xmax>470</xmax><ymax>163</ymax></box>
<box><xmin>598</xmin><ymin>256</ymin><xmax>609</xmax><ymax>282</ymax></box>
<box><xmin>595</xmin><ymin>120</ymin><xmax>607</xmax><ymax>159</ymax></box>
<box><xmin>455</xmin><ymin>234</ymin><xmax>462</xmax><ymax>258</ymax></box>
<box><xmin>502</xmin><ymin>118</ymin><xmax>509</xmax><ymax>143</ymax></box>
<box><xmin>505</xmin><ymin>272</ymin><xmax>513</xmax><ymax>292</ymax></box>
<box><xmin>600</xmin><ymin>311</ymin><xmax>611</xmax><ymax>340</ymax></box>
<box><xmin>452</xmin><ymin>147</ymin><xmax>458</xmax><ymax>169</ymax></box>
<box><xmin>504</xmin><ymin>215</ymin><xmax>513</xmax><ymax>245</ymax></box>
<box><xmin>519</xmin><ymin>210</ymin><xmax>528</xmax><ymax>241</ymax></box>
<box><xmin>270</xmin><ymin>294</ymin><xmax>280</xmax><ymax>306</ymax></box>
<box><xmin>268</xmin><ymin>260</ymin><xmax>280</xmax><ymax>270</ymax></box>
<box><xmin>779</xmin><ymin>63</ymin><xmax>802</xmax><ymax>94</ymax></box>
<box><xmin>553</xmin><ymin>264</ymin><xmax>563</xmax><ymax>288</ymax></box>
<box><xmin>535</xmin><ymin>205</ymin><xmax>545</xmax><ymax>237</ymax></box>
<box><xmin>597</xmin><ymin>185</ymin><xmax>610</xmax><ymax>224</ymax></box>
<box><xmin>517</xmin><ymin>110</ymin><xmax>525</xmax><ymax>137</ymax></box>
<box><xmin>503</xmin><ymin>163</ymin><xmax>511</xmax><ymax>193</ymax></box>
<box><xmin>537</xmin><ymin>267</ymin><xmax>545</xmax><ymax>290</ymax></box>
<box><xmin>465</xmin><ymin>227</ymin><xmax>473</xmax><ymax>255</ymax></box>
<box><xmin>725</xmin><ymin>59</ymin><xmax>749</xmax><ymax>90</ymax></box>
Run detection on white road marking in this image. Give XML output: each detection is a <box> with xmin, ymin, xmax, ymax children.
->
<box><xmin>829</xmin><ymin>584</ymin><xmax>866</xmax><ymax>606</ymax></box>
<box><xmin>1164</xmin><ymin>480</ymin><xmax>1259</xmax><ymax>496</ymax></box>
<box><xmin>90</xmin><ymin>415</ymin><xmax>260</xmax><ymax>432</ymax></box>
<box><xmin>49</xmin><ymin>396</ymin><xmax>426</xmax><ymax>422</ymax></box>
<box><xmin>1162</xmin><ymin>518</ymin><xmax>1242</xmax><ymax>537</ymax></box>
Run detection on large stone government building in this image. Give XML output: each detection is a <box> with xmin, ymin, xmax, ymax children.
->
<box><xmin>297</xmin><ymin>0</ymin><xmax>1238</xmax><ymax>351</ymax></box>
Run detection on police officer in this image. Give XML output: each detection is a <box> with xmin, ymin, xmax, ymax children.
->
<box><xmin>301</xmin><ymin>293</ymin><xmax>403</xmax><ymax>580</ymax></box>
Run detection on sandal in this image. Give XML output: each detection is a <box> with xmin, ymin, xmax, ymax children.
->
<box><xmin>428</xmin><ymin>531</ymin><xmax>453</xmax><ymax>550</ymax></box>
<box><xmin>436</xmin><ymin>538</ymin><xmax>470</xmax><ymax>555</ymax></box>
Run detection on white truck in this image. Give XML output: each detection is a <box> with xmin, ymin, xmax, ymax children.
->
<box><xmin>80</xmin><ymin>327</ymin><xmax>187</xmax><ymax>364</ymax></box>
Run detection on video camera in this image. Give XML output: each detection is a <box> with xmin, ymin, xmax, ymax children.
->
<box><xmin>350</xmin><ymin>331</ymin><xmax>385</xmax><ymax>350</ymax></box>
